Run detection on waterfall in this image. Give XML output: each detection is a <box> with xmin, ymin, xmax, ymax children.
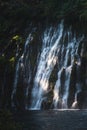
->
<box><xmin>12</xmin><ymin>21</ymin><xmax>85</xmax><ymax>110</ymax></box>
<box><xmin>53</xmin><ymin>34</ymin><xmax>84</xmax><ymax>109</ymax></box>
<box><xmin>11</xmin><ymin>33</ymin><xmax>33</xmax><ymax>108</ymax></box>
<box><xmin>30</xmin><ymin>22</ymin><xmax>63</xmax><ymax>109</ymax></box>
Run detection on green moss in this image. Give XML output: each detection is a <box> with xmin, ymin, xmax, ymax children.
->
<box><xmin>12</xmin><ymin>35</ymin><xmax>20</xmax><ymax>41</ymax></box>
<box><xmin>9</xmin><ymin>57</ymin><xmax>15</xmax><ymax>63</ymax></box>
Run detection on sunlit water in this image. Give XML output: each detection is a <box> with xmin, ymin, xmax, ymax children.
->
<box><xmin>12</xmin><ymin>21</ymin><xmax>85</xmax><ymax>110</ymax></box>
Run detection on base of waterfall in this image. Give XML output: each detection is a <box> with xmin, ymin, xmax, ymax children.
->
<box><xmin>13</xmin><ymin>110</ymin><xmax>87</xmax><ymax>130</ymax></box>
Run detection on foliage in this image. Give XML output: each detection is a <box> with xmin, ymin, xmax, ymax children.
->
<box><xmin>79</xmin><ymin>1</ymin><xmax>87</xmax><ymax>20</ymax></box>
<box><xmin>9</xmin><ymin>57</ymin><xmax>15</xmax><ymax>64</ymax></box>
<box><xmin>12</xmin><ymin>35</ymin><xmax>20</xmax><ymax>41</ymax></box>
<box><xmin>0</xmin><ymin>0</ymin><xmax>87</xmax><ymax>22</ymax></box>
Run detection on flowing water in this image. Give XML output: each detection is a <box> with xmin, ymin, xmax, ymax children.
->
<box><xmin>11</xmin><ymin>21</ymin><xmax>87</xmax><ymax>110</ymax></box>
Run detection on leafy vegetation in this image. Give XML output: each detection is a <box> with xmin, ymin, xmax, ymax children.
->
<box><xmin>0</xmin><ymin>0</ymin><xmax>87</xmax><ymax>53</ymax></box>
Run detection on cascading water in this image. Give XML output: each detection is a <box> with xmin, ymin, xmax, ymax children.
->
<box><xmin>53</xmin><ymin>33</ymin><xmax>84</xmax><ymax>109</ymax></box>
<box><xmin>30</xmin><ymin>22</ymin><xmax>63</xmax><ymax>109</ymax></box>
<box><xmin>12</xmin><ymin>21</ymin><xmax>86</xmax><ymax>110</ymax></box>
<box><xmin>11</xmin><ymin>33</ymin><xmax>33</xmax><ymax>108</ymax></box>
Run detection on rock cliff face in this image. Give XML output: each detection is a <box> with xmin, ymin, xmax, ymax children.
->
<box><xmin>0</xmin><ymin>1</ymin><xmax>87</xmax><ymax>110</ymax></box>
<box><xmin>10</xmin><ymin>21</ymin><xmax>87</xmax><ymax>110</ymax></box>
